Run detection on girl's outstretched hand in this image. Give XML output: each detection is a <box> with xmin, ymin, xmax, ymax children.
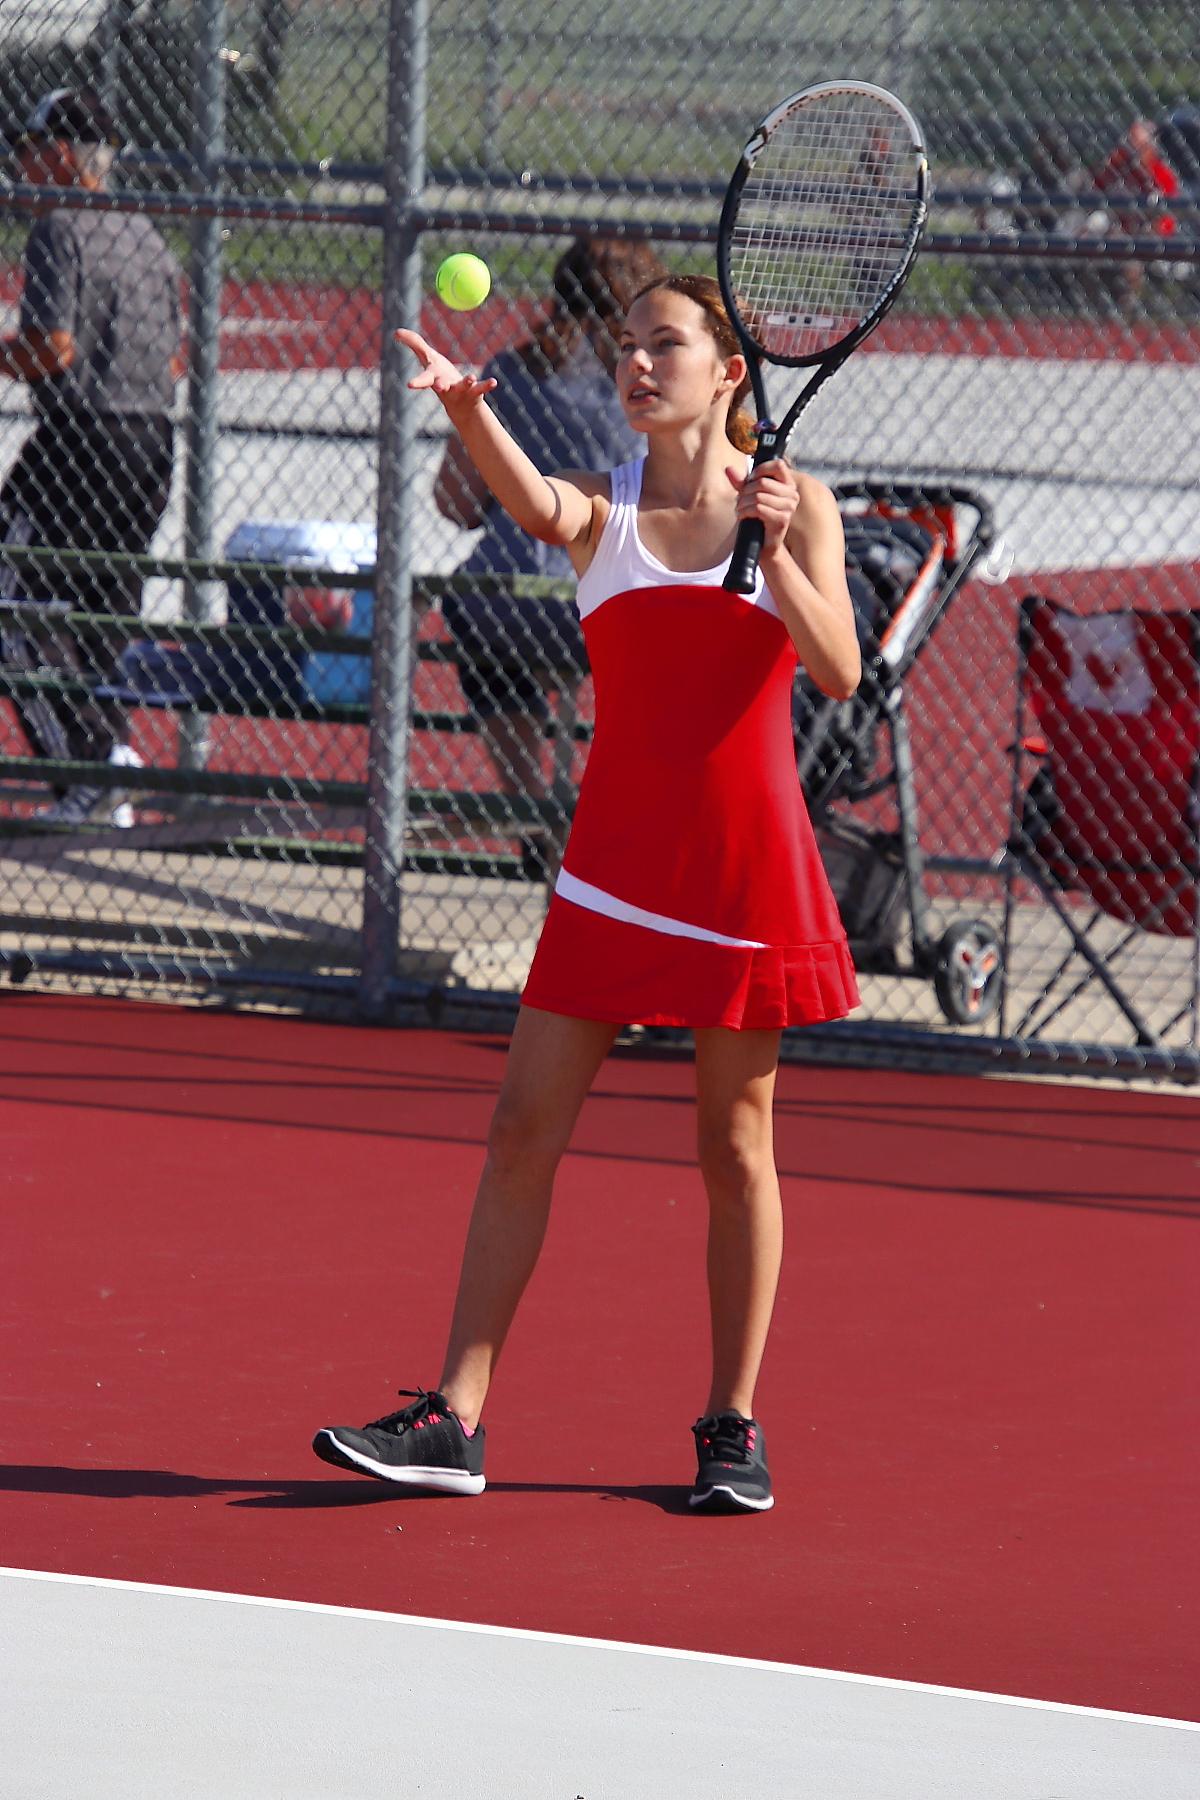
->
<box><xmin>395</xmin><ymin>329</ymin><xmax>496</xmax><ymax>421</ymax></box>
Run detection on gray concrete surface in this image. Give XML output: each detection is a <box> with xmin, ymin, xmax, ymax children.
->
<box><xmin>6</xmin><ymin>347</ymin><xmax>1200</xmax><ymax>611</ymax></box>
<box><xmin>2</xmin><ymin>1568</ymin><xmax>1197</xmax><ymax>1800</ymax></box>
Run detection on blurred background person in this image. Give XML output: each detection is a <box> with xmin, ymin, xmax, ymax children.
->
<box><xmin>434</xmin><ymin>235</ymin><xmax>667</xmax><ymax>819</ymax></box>
<box><xmin>0</xmin><ymin>87</ymin><xmax>181</xmax><ymax>825</ymax></box>
<box><xmin>1093</xmin><ymin>118</ymin><xmax>1179</xmax><ymax>312</ymax></box>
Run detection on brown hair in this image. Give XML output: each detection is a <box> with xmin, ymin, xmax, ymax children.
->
<box><xmin>520</xmin><ymin>236</ymin><xmax>669</xmax><ymax>374</ymax></box>
<box><xmin>628</xmin><ymin>274</ymin><xmax>757</xmax><ymax>453</ymax></box>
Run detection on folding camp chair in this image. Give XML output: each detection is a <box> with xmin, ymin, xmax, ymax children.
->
<box><xmin>1006</xmin><ymin>596</ymin><xmax>1199</xmax><ymax>1047</ymax></box>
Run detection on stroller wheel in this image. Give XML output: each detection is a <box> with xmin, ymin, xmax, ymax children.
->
<box><xmin>933</xmin><ymin>919</ymin><xmax>1003</xmax><ymax>1026</ymax></box>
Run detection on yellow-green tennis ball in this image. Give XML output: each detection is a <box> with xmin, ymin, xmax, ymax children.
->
<box><xmin>435</xmin><ymin>253</ymin><xmax>491</xmax><ymax>311</ymax></box>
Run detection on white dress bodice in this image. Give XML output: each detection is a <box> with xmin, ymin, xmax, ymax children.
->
<box><xmin>574</xmin><ymin>456</ymin><xmax>781</xmax><ymax>621</ymax></box>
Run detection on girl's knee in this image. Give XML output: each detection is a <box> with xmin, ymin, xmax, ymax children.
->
<box><xmin>697</xmin><ymin>1123</ymin><xmax>774</xmax><ymax>1197</ymax></box>
<box><xmin>486</xmin><ymin>1094</ymin><xmax>565</xmax><ymax>1177</ymax></box>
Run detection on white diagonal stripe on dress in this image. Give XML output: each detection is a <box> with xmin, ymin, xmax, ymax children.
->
<box><xmin>555</xmin><ymin>868</ymin><xmax>768</xmax><ymax>950</ymax></box>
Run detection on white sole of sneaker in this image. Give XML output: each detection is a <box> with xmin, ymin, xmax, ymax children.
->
<box><xmin>689</xmin><ymin>1485</ymin><xmax>774</xmax><ymax>1512</ymax></box>
<box><xmin>313</xmin><ymin>1430</ymin><xmax>485</xmax><ymax>1495</ymax></box>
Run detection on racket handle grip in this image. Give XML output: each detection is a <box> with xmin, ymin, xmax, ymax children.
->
<box><xmin>723</xmin><ymin>517</ymin><xmax>765</xmax><ymax>594</ymax></box>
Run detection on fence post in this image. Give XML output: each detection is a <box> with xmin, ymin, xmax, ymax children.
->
<box><xmin>359</xmin><ymin>0</ymin><xmax>429</xmax><ymax>1019</ymax></box>
<box><xmin>181</xmin><ymin>0</ymin><xmax>227</xmax><ymax>774</ymax></box>
<box><xmin>886</xmin><ymin>0</ymin><xmax>923</xmax><ymax>99</ymax></box>
<box><xmin>96</xmin><ymin>1</ymin><xmax>130</xmax><ymax>114</ymax></box>
<box><xmin>481</xmin><ymin>11</ymin><xmax>503</xmax><ymax>170</ymax></box>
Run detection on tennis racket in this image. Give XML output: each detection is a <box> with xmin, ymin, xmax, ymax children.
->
<box><xmin>717</xmin><ymin>80</ymin><xmax>928</xmax><ymax>593</ymax></box>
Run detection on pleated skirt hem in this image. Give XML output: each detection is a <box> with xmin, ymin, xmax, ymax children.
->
<box><xmin>521</xmin><ymin>895</ymin><xmax>859</xmax><ymax>1030</ymax></box>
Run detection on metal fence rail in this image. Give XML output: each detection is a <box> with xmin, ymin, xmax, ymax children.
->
<box><xmin>0</xmin><ymin>0</ymin><xmax>1197</xmax><ymax>1081</ymax></box>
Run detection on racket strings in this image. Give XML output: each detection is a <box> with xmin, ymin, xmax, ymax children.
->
<box><xmin>730</xmin><ymin>91</ymin><xmax>922</xmax><ymax>360</ymax></box>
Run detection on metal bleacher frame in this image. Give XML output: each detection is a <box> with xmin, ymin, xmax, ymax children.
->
<box><xmin>0</xmin><ymin>544</ymin><xmax>586</xmax><ymax>880</ymax></box>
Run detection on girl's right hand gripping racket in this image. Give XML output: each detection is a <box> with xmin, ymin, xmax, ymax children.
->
<box><xmin>718</xmin><ymin>80</ymin><xmax>928</xmax><ymax>592</ymax></box>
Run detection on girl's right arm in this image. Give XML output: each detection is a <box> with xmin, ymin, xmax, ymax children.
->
<box><xmin>398</xmin><ymin>330</ymin><xmax>601</xmax><ymax>556</ymax></box>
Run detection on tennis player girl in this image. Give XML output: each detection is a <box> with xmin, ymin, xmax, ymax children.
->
<box><xmin>314</xmin><ymin>275</ymin><xmax>860</xmax><ymax>1511</ymax></box>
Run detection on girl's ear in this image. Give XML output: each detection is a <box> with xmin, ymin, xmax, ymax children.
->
<box><xmin>716</xmin><ymin>352</ymin><xmax>746</xmax><ymax>398</ymax></box>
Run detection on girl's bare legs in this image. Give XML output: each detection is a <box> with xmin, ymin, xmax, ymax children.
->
<box><xmin>693</xmin><ymin>1026</ymin><xmax>784</xmax><ymax>1419</ymax></box>
<box><xmin>439</xmin><ymin>1005</ymin><xmax>619</xmax><ymax>1427</ymax></box>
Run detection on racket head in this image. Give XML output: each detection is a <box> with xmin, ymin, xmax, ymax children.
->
<box><xmin>717</xmin><ymin>80</ymin><xmax>928</xmax><ymax>370</ymax></box>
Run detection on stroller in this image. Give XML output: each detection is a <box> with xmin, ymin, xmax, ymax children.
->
<box><xmin>1005</xmin><ymin>596</ymin><xmax>1199</xmax><ymax>1049</ymax></box>
<box><xmin>795</xmin><ymin>482</ymin><xmax>1003</xmax><ymax>1026</ymax></box>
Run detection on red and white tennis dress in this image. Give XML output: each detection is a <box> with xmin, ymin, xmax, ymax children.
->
<box><xmin>522</xmin><ymin>456</ymin><xmax>859</xmax><ymax>1029</ymax></box>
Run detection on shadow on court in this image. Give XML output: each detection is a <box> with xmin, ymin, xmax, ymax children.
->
<box><xmin>0</xmin><ymin>1465</ymin><xmax>693</xmax><ymax>1515</ymax></box>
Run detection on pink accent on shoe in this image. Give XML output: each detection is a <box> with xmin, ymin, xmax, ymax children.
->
<box><xmin>459</xmin><ymin>1422</ymin><xmax>477</xmax><ymax>1439</ymax></box>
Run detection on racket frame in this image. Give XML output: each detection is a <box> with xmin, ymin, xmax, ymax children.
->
<box><xmin>717</xmin><ymin>79</ymin><xmax>929</xmax><ymax>591</ymax></box>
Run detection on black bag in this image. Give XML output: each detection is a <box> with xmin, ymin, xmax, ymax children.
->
<box><xmin>841</xmin><ymin>513</ymin><xmax>936</xmax><ymax>650</ymax></box>
<box><xmin>812</xmin><ymin>814</ymin><xmax>907</xmax><ymax>951</ymax></box>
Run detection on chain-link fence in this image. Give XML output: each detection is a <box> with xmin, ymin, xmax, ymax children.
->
<box><xmin>0</xmin><ymin>1</ymin><xmax>1196</xmax><ymax>1081</ymax></box>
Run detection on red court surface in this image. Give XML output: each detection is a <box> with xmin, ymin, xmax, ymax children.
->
<box><xmin>1</xmin><ymin>994</ymin><xmax>1196</xmax><ymax>1721</ymax></box>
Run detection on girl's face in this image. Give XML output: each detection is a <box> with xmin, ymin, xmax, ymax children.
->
<box><xmin>616</xmin><ymin>290</ymin><xmax>744</xmax><ymax>435</ymax></box>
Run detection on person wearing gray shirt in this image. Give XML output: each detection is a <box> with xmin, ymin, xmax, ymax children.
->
<box><xmin>0</xmin><ymin>89</ymin><xmax>181</xmax><ymax>824</ymax></box>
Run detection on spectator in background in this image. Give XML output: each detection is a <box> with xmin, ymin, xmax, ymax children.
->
<box><xmin>0</xmin><ymin>88</ymin><xmax>182</xmax><ymax>825</ymax></box>
<box><xmin>1093</xmin><ymin>119</ymin><xmax>1179</xmax><ymax>311</ymax></box>
<box><xmin>434</xmin><ymin>236</ymin><xmax>667</xmax><ymax>813</ymax></box>
<box><xmin>1094</xmin><ymin>118</ymin><xmax>1180</xmax><ymax>229</ymax></box>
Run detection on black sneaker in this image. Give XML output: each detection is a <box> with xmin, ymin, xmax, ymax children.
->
<box><xmin>312</xmin><ymin>1388</ymin><xmax>485</xmax><ymax>1494</ymax></box>
<box><xmin>690</xmin><ymin>1410</ymin><xmax>773</xmax><ymax>1512</ymax></box>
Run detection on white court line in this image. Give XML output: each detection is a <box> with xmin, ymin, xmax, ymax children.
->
<box><xmin>4</xmin><ymin>1565</ymin><xmax>1196</xmax><ymax>1732</ymax></box>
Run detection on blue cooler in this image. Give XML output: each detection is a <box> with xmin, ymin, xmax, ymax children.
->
<box><xmin>223</xmin><ymin>519</ymin><xmax>376</xmax><ymax>708</ymax></box>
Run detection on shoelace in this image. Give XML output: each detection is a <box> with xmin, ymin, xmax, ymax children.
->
<box><xmin>693</xmin><ymin>1413</ymin><xmax>753</xmax><ymax>1465</ymax></box>
<box><xmin>366</xmin><ymin>1388</ymin><xmax>449</xmax><ymax>1435</ymax></box>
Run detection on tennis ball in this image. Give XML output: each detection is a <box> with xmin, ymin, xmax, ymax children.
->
<box><xmin>435</xmin><ymin>252</ymin><xmax>491</xmax><ymax>311</ymax></box>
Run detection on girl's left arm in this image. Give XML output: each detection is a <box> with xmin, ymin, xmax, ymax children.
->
<box><xmin>730</xmin><ymin>462</ymin><xmax>861</xmax><ymax>699</ymax></box>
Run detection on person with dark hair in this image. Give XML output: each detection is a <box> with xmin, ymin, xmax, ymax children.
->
<box><xmin>0</xmin><ymin>89</ymin><xmax>182</xmax><ymax>825</ymax></box>
<box><xmin>313</xmin><ymin>275</ymin><xmax>860</xmax><ymax>1512</ymax></box>
<box><xmin>435</xmin><ymin>236</ymin><xmax>667</xmax><ymax>809</ymax></box>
